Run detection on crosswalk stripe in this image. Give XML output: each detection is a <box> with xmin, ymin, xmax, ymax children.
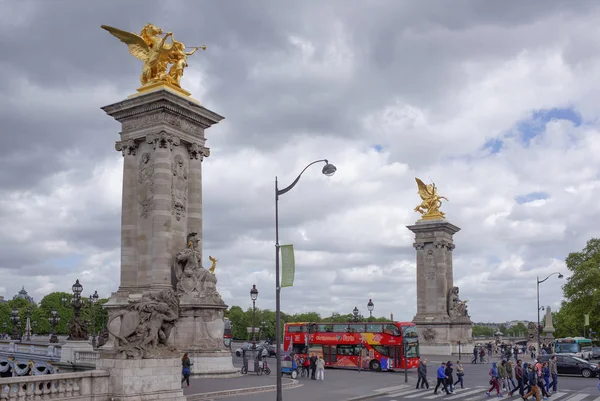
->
<box><xmin>374</xmin><ymin>384</ymin><xmax>410</xmax><ymax>393</ymax></box>
<box><xmin>387</xmin><ymin>388</ymin><xmax>428</xmax><ymax>397</ymax></box>
<box><xmin>564</xmin><ymin>394</ymin><xmax>591</xmax><ymax>401</ymax></box>
<box><xmin>405</xmin><ymin>388</ymin><xmax>482</xmax><ymax>399</ymax></box>
<box><xmin>589</xmin><ymin>396</ymin><xmax>600</xmax><ymax>401</ymax></box>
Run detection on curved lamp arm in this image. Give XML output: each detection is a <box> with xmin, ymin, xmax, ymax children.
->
<box><xmin>277</xmin><ymin>159</ymin><xmax>330</xmax><ymax>197</ymax></box>
<box><xmin>537</xmin><ymin>272</ymin><xmax>563</xmax><ymax>284</ymax></box>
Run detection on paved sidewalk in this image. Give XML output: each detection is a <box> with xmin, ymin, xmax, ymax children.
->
<box><xmin>183</xmin><ymin>373</ymin><xmax>299</xmax><ymax>399</ymax></box>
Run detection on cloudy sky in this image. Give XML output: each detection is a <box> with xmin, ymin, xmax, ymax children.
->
<box><xmin>1</xmin><ymin>0</ymin><xmax>598</xmax><ymax>324</ymax></box>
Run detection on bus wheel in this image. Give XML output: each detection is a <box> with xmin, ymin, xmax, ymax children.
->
<box><xmin>369</xmin><ymin>360</ymin><xmax>381</xmax><ymax>371</ymax></box>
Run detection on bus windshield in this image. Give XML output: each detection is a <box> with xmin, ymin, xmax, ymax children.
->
<box><xmin>403</xmin><ymin>326</ymin><xmax>419</xmax><ymax>338</ymax></box>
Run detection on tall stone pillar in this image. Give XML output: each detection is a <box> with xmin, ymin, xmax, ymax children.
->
<box><xmin>407</xmin><ymin>219</ymin><xmax>473</xmax><ymax>355</ymax></box>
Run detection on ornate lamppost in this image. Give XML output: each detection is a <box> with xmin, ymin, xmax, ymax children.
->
<box><xmin>367</xmin><ymin>299</ymin><xmax>374</xmax><ymax>321</ymax></box>
<box><xmin>32</xmin><ymin>321</ymin><xmax>38</xmax><ymax>337</ymax></box>
<box><xmin>10</xmin><ymin>308</ymin><xmax>20</xmax><ymax>341</ymax></box>
<box><xmin>2</xmin><ymin>322</ymin><xmax>7</xmax><ymax>338</ymax></box>
<box><xmin>537</xmin><ymin>272</ymin><xmax>563</xmax><ymax>353</ymax></box>
<box><xmin>274</xmin><ymin>159</ymin><xmax>336</xmax><ymax>401</ymax></box>
<box><xmin>48</xmin><ymin>309</ymin><xmax>60</xmax><ymax>343</ymax></box>
<box><xmin>352</xmin><ymin>306</ymin><xmax>360</xmax><ymax>323</ymax></box>
<box><xmin>68</xmin><ymin>279</ymin><xmax>89</xmax><ymax>341</ymax></box>
<box><xmin>89</xmin><ymin>290</ymin><xmax>99</xmax><ymax>348</ymax></box>
<box><xmin>250</xmin><ymin>284</ymin><xmax>258</xmax><ymax>347</ymax></box>
<box><xmin>24</xmin><ymin>306</ymin><xmax>32</xmax><ymax>342</ymax></box>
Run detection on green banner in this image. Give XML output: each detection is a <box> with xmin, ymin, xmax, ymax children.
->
<box><xmin>584</xmin><ymin>314</ymin><xmax>590</xmax><ymax>326</ymax></box>
<box><xmin>280</xmin><ymin>244</ymin><xmax>295</xmax><ymax>288</ymax></box>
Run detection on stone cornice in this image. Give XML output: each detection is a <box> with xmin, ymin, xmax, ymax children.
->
<box><xmin>102</xmin><ymin>89</ymin><xmax>224</xmax><ymax>129</ymax></box>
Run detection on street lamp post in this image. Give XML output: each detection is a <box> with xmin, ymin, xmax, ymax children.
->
<box><xmin>32</xmin><ymin>321</ymin><xmax>38</xmax><ymax>337</ymax></box>
<box><xmin>68</xmin><ymin>279</ymin><xmax>89</xmax><ymax>341</ymax></box>
<box><xmin>367</xmin><ymin>299</ymin><xmax>374</xmax><ymax>321</ymax></box>
<box><xmin>10</xmin><ymin>308</ymin><xmax>20</xmax><ymax>341</ymax></box>
<box><xmin>48</xmin><ymin>309</ymin><xmax>60</xmax><ymax>343</ymax></box>
<box><xmin>274</xmin><ymin>159</ymin><xmax>337</xmax><ymax>401</ymax></box>
<box><xmin>352</xmin><ymin>306</ymin><xmax>360</xmax><ymax>323</ymax></box>
<box><xmin>89</xmin><ymin>290</ymin><xmax>99</xmax><ymax>348</ymax></box>
<box><xmin>25</xmin><ymin>306</ymin><xmax>32</xmax><ymax>342</ymax></box>
<box><xmin>537</xmin><ymin>272</ymin><xmax>563</xmax><ymax>353</ymax></box>
<box><xmin>250</xmin><ymin>284</ymin><xmax>258</xmax><ymax>347</ymax></box>
<box><xmin>2</xmin><ymin>322</ymin><xmax>7</xmax><ymax>337</ymax></box>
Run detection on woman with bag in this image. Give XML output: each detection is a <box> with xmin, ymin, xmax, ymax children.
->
<box><xmin>181</xmin><ymin>353</ymin><xmax>192</xmax><ymax>387</ymax></box>
<box><xmin>485</xmin><ymin>362</ymin><xmax>502</xmax><ymax>398</ymax></box>
<box><xmin>454</xmin><ymin>361</ymin><xmax>465</xmax><ymax>389</ymax></box>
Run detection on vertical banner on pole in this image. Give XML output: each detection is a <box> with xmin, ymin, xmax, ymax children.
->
<box><xmin>280</xmin><ymin>244</ymin><xmax>295</xmax><ymax>288</ymax></box>
<box><xmin>584</xmin><ymin>314</ymin><xmax>590</xmax><ymax>326</ymax></box>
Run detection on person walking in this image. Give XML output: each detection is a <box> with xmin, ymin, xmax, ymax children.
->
<box><xmin>473</xmin><ymin>346</ymin><xmax>479</xmax><ymax>364</ymax></box>
<box><xmin>485</xmin><ymin>362</ymin><xmax>502</xmax><ymax>398</ymax></box>
<box><xmin>181</xmin><ymin>353</ymin><xmax>192</xmax><ymax>387</ymax></box>
<box><xmin>454</xmin><ymin>360</ymin><xmax>465</xmax><ymax>389</ymax></box>
<box><xmin>434</xmin><ymin>362</ymin><xmax>449</xmax><ymax>395</ymax></box>
<box><xmin>498</xmin><ymin>360</ymin><xmax>508</xmax><ymax>392</ymax></box>
<box><xmin>548</xmin><ymin>356</ymin><xmax>558</xmax><ymax>392</ymax></box>
<box><xmin>310</xmin><ymin>353</ymin><xmax>317</xmax><ymax>380</ymax></box>
<box><xmin>416</xmin><ymin>359</ymin><xmax>429</xmax><ymax>389</ymax></box>
<box><xmin>315</xmin><ymin>355</ymin><xmax>325</xmax><ymax>380</ymax></box>
<box><xmin>509</xmin><ymin>359</ymin><xmax>524</xmax><ymax>397</ymax></box>
<box><xmin>506</xmin><ymin>360</ymin><xmax>516</xmax><ymax>391</ymax></box>
<box><xmin>522</xmin><ymin>363</ymin><xmax>541</xmax><ymax>401</ymax></box>
<box><xmin>445</xmin><ymin>361</ymin><xmax>455</xmax><ymax>394</ymax></box>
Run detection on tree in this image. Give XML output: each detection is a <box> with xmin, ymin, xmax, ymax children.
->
<box><xmin>557</xmin><ymin>238</ymin><xmax>600</xmax><ymax>337</ymax></box>
<box><xmin>472</xmin><ymin>326</ymin><xmax>495</xmax><ymax>337</ymax></box>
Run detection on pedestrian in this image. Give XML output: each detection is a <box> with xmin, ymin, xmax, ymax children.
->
<box><xmin>485</xmin><ymin>361</ymin><xmax>502</xmax><ymax>398</ymax></box>
<box><xmin>506</xmin><ymin>360</ymin><xmax>516</xmax><ymax>391</ymax></box>
<box><xmin>542</xmin><ymin>362</ymin><xmax>551</xmax><ymax>394</ymax></box>
<box><xmin>498</xmin><ymin>360</ymin><xmax>508</xmax><ymax>392</ymax></box>
<box><xmin>548</xmin><ymin>355</ymin><xmax>558</xmax><ymax>392</ymax></box>
<box><xmin>509</xmin><ymin>359</ymin><xmax>524</xmax><ymax>397</ymax></box>
<box><xmin>473</xmin><ymin>346</ymin><xmax>479</xmax><ymax>364</ymax></box>
<box><xmin>315</xmin><ymin>355</ymin><xmax>325</xmax><ymax>380</ymax></box>
<box><xmin>181</xmin><ymin>353</ymin><xmax>192</xmax><ymax>387</ymax></box>
<box><xmin>454</xmin><ymin>360</ymin><xmax>465</xmax><ymax>389</ymax></box>
<box><xmin>310</xmin><ymin>353</ymin><xmax>317</xmax><ymax>380</ymax></box>
<box><xmin>434</xmin><ymin>362</ymin><xmax>449</xmax><ymax>395</ymax></box>
<box><xmin>416</xmin><ymin>359</ymin><xmax>429</xmax><ymax>389</ymax></box>
<box><xmin>302</xmin><ymin>356</ymin><xmax>310</xmax><ymax>378</ymax></box>
<box><xmin>480</xmin><ymin>347</ymin><xmax>486</xmax><ymax>363</ymax></box>
<box><xmin>522</xmin><ymin>363</ymin><xmax>541</xmax><ymax>401</ymax></box>
<box><xmin>445</xmin><ymin>361</ymin><xmax>454</xmax><ymax>394</ymax></box>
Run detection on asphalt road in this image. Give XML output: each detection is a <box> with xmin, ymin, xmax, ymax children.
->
<box><xmin>217</xmin><ymin>354</ymin><xmax>600</xmax><ymax>401</ymax></box>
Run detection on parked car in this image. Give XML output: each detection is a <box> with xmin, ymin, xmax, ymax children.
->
<box><xmin>538</xmin><ymin>355</ymin><xmax>598</xmax><ymax>378</ymax></box>
<box><xmin>235</xmin><ymin>343</ymin><xmax>269</xmax><ymax>358</ymax></box>
<box><xmin>591</xmin><ymin>347</ymin><xmax>600</xmax><ymax>360</ymax></box>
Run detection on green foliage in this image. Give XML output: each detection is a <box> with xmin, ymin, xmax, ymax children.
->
<box><xmin>554</xmin><ymin>238</ymin><xmax>600</xmax><ymax>338</ymax></box>
<box><xmin>472</xmin><ymin>326</ymin><xmax>495</xmax><ymax>337</ymax></box>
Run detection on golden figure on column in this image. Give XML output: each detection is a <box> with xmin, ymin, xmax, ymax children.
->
<box><xmin>414</xmin><ymin>177</ymin><xmax>448</xmax><ymax>220</ymax></box>
<box><xmin>101</xmin><ymin>23</ymin><xmax>205</xmax><ymax>97</ymax></box>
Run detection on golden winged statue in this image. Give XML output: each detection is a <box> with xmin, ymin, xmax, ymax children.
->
<box><xmin>208</xmin><ymin>256</ymin><xmax>218</xmax><ymax>274</ymax></box>
<box><xmin>101</xmin><ymin>24</ymin><xmax>205</xmax><ymax>93</ymax></box>
<box><xmin>414</xmin><ymin>177</ymin><xmax>448</xmax><ymax>220</ymax></box>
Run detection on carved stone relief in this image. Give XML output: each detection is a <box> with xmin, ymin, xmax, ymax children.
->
<box><xmin>104</xmin><ymin>289</ymin><xmax>180</xmax><ymax>359</ymax></box>
<box><xmin>422</xmin><ymin>327</ymin><xmax>437</xmax><ymax>343</ymax></box>
<box><xmin>425</xmin><ymin>249</ymin><xmax>436</xmax><ymax>280</ymax></box>
<box><xmin>122</xmin><ymin>113</ymin><xmax>202</xmax><ymax>135</ymax></box>
<box><xmin>138</xmin><ymin>152</ymin><xmax>155</xmax><ymax>219</ymax></box>
<box><xmin>147</xmin><ymin>131</ymin><xmax>180</xmax><ymax>150</ymax></box>
<box><xmin>171</xmin><ymin>154</ymin><xmax>188</xmax><ymax>221</ymax></box>
<box><xmin>188</xmin><ymin>142</ymin><xmax>211</xmax><ymax>160</ymax></box>
<box><xmin>115</xmin><ymin>139</ymin><xmax>138</xmax><ymax>156</ymax></box>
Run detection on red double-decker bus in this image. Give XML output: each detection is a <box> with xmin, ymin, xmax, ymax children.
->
<box><xmin>283</xmin><ymin>321</ymin><xmax>420</xmax><ymax>371</ymax></box>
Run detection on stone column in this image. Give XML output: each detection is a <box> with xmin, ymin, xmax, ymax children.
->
<box><xmin>102</xmin><ymin>89</ymin><xmax>223</xmax><ymax>300</ymax></box>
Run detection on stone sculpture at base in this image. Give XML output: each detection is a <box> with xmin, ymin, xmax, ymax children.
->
<box><xmin>407</xmin><ymin>178</ymin><xmax>473</xmax><ymax>355</ymax></box>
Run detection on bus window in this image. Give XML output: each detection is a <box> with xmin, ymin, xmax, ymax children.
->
<box><xmin>337</xmin><ymin>344</ymin><xmax>360</xmax><ymax>356</ymax></box>
<box><xmin>317</xmin><ymin>324</ymin><xmax>328</xmax><ymax>332</ymax></box>
<box><xmin>353</xmin><ymin>324</ymin><xmax>367</xmax><ymax>333</ymax></box>
<box><xmin>405</xmin><ymin>340</ymin><xmax>419</xmax><ymax>358</ymax></box>
<box><xmin>288</xmin><ymin>326</ymin><xmax>305</xmax><ymax>333</ymax></box>
<box><xmin>402</xmin><ymin>325</ymin><xmax>418</xmax><ymax>338</ymax></box>
<box><xmin>384</xmin><ymin>324</ymin><xmax>400</xmax><ymax>336</ymax></box>
<box><xmin>371</xmin><ymin>345</ymin><xmax>390</xmax><ymax>356</ymax></box>
<box><xmin>292</xmin><ymin>344</ymin><xmax>308</xmax><ymax>354</ymax></box>
<box><xmin>333</xmin><ymin>324</ymin><xmax>347</xmax><ymax>332</ymax></box>
<box><xmin>366</xmin><ymin>324</ymin><xmax>383</xmax><ymax>333</ymax></box>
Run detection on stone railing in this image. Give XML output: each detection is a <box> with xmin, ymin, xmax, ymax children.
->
<box><xmin>0</xmin><ymin>342</ymin><xmax>61</xmax><ymax>359</ymax></box>
<box><xmin>0</xmin><ymin>370</ymin><xmax>109</xmax><ymax>400</ymax></box>
<box><xmin>73</xmin><ymin>351</ymin><xmax>98</xmax><ymax>364</ymax></box>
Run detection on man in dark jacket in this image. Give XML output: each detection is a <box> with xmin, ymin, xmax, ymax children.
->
<box><xmin>522</xmin><ymin>364</ymin><xmax>541</xmax><ymax>401</ymax></box>
<box><xmin>416</xmin><ymin>359</ymin><xmax>429</xmax><ymax>389</ymax></box>
<box><xmin>548</xmin><ymin>355</ymin><xmax>558</xmax><ymax>392</ymax></box>
<box><xmin>309</xmin><ymin>354</ymin><xmax>317</xmax><ymax>380</ymax></box>
<box><xmin>509</xmin><ymin>359</ymin><xmax>524</xmax><ymax>397</ymax></box>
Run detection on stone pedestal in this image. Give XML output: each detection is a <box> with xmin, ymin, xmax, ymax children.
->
<box><xmin>174</xmin><ymin>302</ymin><xmax>237</xmax><ymax>376</ymax></box>
<box><xmin>407</xmin><ymin>219</ymin><xmax>473</xmax><ymax>355</ymax></box>
<box><xmin>59</xmin><ymin>340</ymin><xmax>94</xmax><ymax>364</ymax></box>
<box><xmin>97</xmin><ymin>355</ymin><xmax>186</xmax><ymax>401</ymax></box>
